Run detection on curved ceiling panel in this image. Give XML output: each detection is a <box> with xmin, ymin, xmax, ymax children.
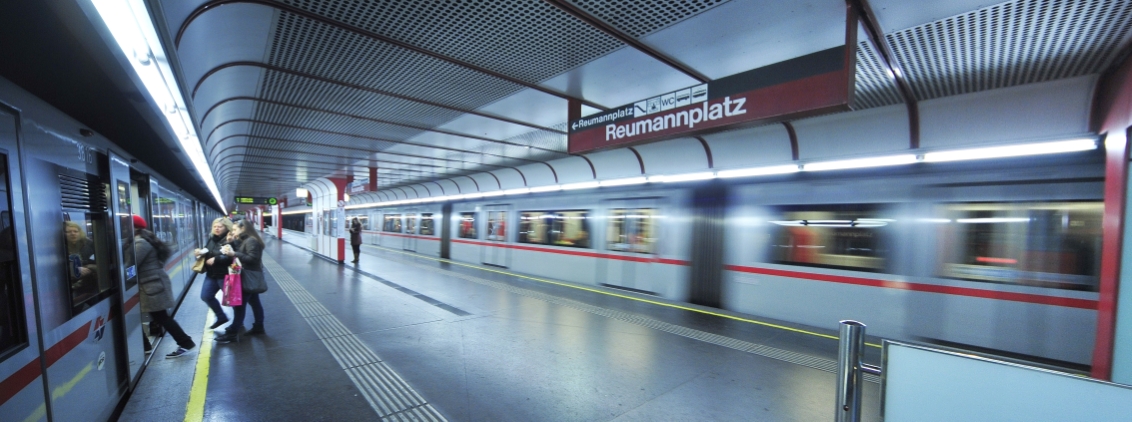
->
<box><xmin>176</xmin><ymin>3</ymin><xmax>275</xmax><ymax>86</ymax></box>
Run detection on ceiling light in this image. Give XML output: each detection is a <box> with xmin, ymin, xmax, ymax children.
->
<box><xmin>503</xmin><ymin>188</ymin><xmax>530</xmax><ymax>195</ymax></box>
<box><xmin>956</xmin><ymin>218</ymin><xmax>1031</xmax><ymax>224</ymax></box>
<box><xmin>922</xmin><ymin>139</ymin><xmax>1097</xmax><ymax>163</ymax></box>
<box><xmin>650</xmin><ymin>172</ymin><xmax>715</xmax><ymax>183</ymax></box>
<box><xmin>600</xmin><ymin>177</ymin><xmax>648</xmax><ymax>187</ymax></box>
<box><xmin>529</xmin><ymin>185</ymin><xmax>562</xmax><ymax>193</ymax></box>
<box><xmin>717</xmin><ymin>164</ymin><xmax>800</xmax><ymax>178</ymax></box>
<box><xmin>481</xmin><ymin>191</ymin><xmax>505</xmax><ymax>197</ymax></box>
<box><xmin>92</xmin><ymin>0</ymin><xmax>225</xmax><ymax>213</ymax></box>
<box><xmin>561</xmin><ymin>181</ymin><xmax>600</xmax><ymax>190</ymax></box>
<box><xmin>803</xmin><ymin>155</ymin><xmax>918</xmax><ymax>172</ymax></box>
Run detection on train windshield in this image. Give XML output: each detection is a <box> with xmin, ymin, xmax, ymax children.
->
<box><xmin>937</xmin><ymin>202</ymin><xmax>1102</xmax><ymax>291</ymax></box>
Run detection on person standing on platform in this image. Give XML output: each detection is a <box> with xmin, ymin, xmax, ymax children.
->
<box><xmin>197</xmin><ymin>217</ymin><xmax>234</xmax><ymax>330</ymax></box>
<box><xmin>215</xmin><ymin>219</ymin><xmax>266</xmax><ymax>343</ymax></box>
<box><xmin>133</xmin><ymin>215</ymin><xmax>196</xmax><ymax>358</ymax></box>
<box><xmin>349</xmin><ymin>217</ymin><xmax>362</xmax><ymax>264</ymax></box>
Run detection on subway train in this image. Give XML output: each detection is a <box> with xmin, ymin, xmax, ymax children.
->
<box><xmin>322</xmin><ymin>149</ymin><xmax>1104</xmax><ymax>370</ymax></box>
<box><xmin>0</xmin><ymin>78</ymin><xmax>222</xmax><ymax>420</ymax></box>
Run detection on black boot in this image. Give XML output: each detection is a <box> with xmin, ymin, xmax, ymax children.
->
<box><xmin>247</xmin><ymin>323</ymin><xmax>265</xmax><ymax>335</ymax></box>
<box><xmin>210</xmin><ymin>313</ymin><xmax>229</xmax><ymax>329</ymax></box>
<box><xmin>215</xmin><ymin>326</ymin><xmax>243</xmax><ymax>343</ymax></box>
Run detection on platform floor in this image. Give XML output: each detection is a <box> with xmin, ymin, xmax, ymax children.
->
<box><xmin>119</xmin><ymin>236</ymin><xmax>881</xmax><ymax>421</ymax></box>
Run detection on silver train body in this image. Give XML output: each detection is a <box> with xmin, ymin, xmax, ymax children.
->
<box><xmin>341</xmin><ymin>153</ymin><xmax>1104</xmax><ymax>368</ymax></box>
<box><xmin>0</xmin><ymin>78</ymin><xmax>220</xmax><ymax>420</ymax></box>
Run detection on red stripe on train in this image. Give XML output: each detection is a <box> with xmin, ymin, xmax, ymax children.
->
<box><xmin>724</xmin><ymin>264</ymin><xmax>1098</xmax><ymax>309</ymax></box>
<box><xmin>123</xmin><ymin>292</ymin><xmax>140</xmax><ymax>313</ymax></box>
<box><xmin>0</xmin><ymin>358</ymin><xmax>42</xmax><ymax>406</ymax></box>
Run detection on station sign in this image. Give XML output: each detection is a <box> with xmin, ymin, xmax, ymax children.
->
<box><xmin>567</xmin><ymin>13</ymin><xmax>857</xmax><ymax>154</ymax></box>
<box><xmin>234</xmin><ymin>196</ymin><xmax>278</xmax><ymax>205</ymax></box>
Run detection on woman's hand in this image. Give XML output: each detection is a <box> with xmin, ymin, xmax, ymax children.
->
<box><xmin>224</xmin><ymin>249</ymin><xmax>235</xmax><ymax>257</ymax></box>
<box><xmin>206</xmin><ymin>257</ymin><xmax>215</xmax><ymax>265</ymax></box>
<box><xmin>79</xmin><ymin>267</ymin><xmax>92</xmax><ymax>277</ymax></box>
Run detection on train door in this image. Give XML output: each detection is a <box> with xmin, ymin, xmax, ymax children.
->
<box><xmin>107</xmin><ymin>152</ymin><xmax>144</xmax><ymax>388</ymax></box>
<box><xmin>600</xmin><ymin>198</ymin><xmax>660</xmax><ymax>294</ymax></box>
<box><xmin>403</xmin><ymin>212</ymin><xmax>417</xmax><ymax>251</ymax></box>
<box><xmin>481</xmin><ymin>205</ymin><xmax>510</xmax><ymax>267</ymax></box>
<box><xmin>0</xmin><ymin>108</ymin><xmax>46</xmax><ymax>421</ymax></box>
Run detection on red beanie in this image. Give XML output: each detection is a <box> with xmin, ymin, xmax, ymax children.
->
<box><xmin>132</xmin><ymin>215</ymin><xmax>147</xmax><ymax>230</ymax></box>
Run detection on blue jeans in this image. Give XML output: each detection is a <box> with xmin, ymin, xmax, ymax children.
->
<box><xmin>200</xmin><ymin>275</ymin><xmax>226</xmax><ymax>320</ymax></box>
<box><xmin>231</xmin><ymin>292</ymin><xmax>263</xmax><ymax>329</ymax></box>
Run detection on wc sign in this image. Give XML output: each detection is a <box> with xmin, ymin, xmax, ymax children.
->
<box><xmin>568</xmin><ymin>27</ymin><xmax>857</xmax><ymax>155</ymax></box>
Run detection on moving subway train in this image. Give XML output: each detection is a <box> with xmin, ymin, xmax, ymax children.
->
<box><xmin>0</xmin><ymin>79</ymin><xmax>221</xmax><ymax>420</ymax></box>
<box><xmin>330</xmin><ymin>151</ymin><xmax>1104</xmax><ymax>370</ymax></box>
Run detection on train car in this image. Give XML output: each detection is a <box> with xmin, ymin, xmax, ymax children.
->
<box><xmin>0</xmin><ymin>77</ymin><xmax>220</xmax><ymax>421</ymax></box>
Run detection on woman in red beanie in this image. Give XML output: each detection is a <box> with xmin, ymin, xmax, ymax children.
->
<box><xmin>133</xmin><ymin>215</ymin><xmax>196</xmax><ymax>357</ymax></box>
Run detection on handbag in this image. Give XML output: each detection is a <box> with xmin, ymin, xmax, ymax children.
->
<box><xmin>222</xmin><ymin>258</ymin><xmax>243</xmax><ymax>306</ymax></box>
<box><xmin>191</xmin><ymin>255</ymin><xmax>207</xmax><ymax>273</ymax></box>
<box><xmin>242</xmin><ymin>268</ymin><xmax>268</xmax><ymax>294</ymax></box>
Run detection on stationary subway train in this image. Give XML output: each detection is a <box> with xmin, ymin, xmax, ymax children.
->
<box><xmin>0</xmin><ymin>78</ymin><xmax>221</xmax><ymax>420</ymax></box>
<box><xmin>332</xmin><ymin>151</ymin><xmax>1104</xmax><ymax>369</ymax></box>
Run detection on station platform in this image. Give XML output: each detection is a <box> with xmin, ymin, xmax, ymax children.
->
<box><xmin>119</xmin><ymin>237</ymin><xmax>881</xmax><ymax>421</ymax></box>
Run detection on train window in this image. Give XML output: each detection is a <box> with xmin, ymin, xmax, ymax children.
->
<box><xmin>0</xmin><ymin>155</ymin><xmax>27</xmax><ymax>358</ymax></box>
<box><xmin>768</xmin><ymin>204</ymin><xmax>891</xmax><ymax>272</ymax></box>
<box><xmin>63</xmin><ymin>212</ymin><xmax>114</xmax><ymax>313</ymax></box>
<box><xmin>518</xmin><ymin>212</ymin><xmax>550</xmax><ymax>244</ymax></box>
<box><xmin>607</xmin><ymin>208</ymin><xmax>657</xmax><ymax>254</ymax></box>
<box><xmin>282</xmin><ymin>213</ymin><xmax>306</xmax><ymax>231</ymax></box>
<box><xmin>518</xmin><ymin>210</ymin><xmax>591</xmax><ymax>248</ymax></box>
<box><xmin>486</xmin><ymin>211</ymin><xmax>507</xmax><ymax>241</ymax></box>
<box><xmin>406</xmin><ymin>213</ymin><xmax>417</xmax><ymax>235</ymax></box>
<box><xmin>458</xmin><ymin>212</ymin><xmax>476</xmax><ymax>239</ymax></box>
<box><xmin>937</xmin><ymin>202</ymin><xmax>1102</xmax><ymax>291</ymax></box>
<box><xmin>384</xmin><ymin>214</ymin><xmax>402</xmax><ymax>232</ymax></box>
<box><xmin>420</xmin><ymin>213</ymin><xmax>435</xmax><ymax>236</ymax></box>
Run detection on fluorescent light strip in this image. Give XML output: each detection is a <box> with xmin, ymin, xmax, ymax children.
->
<box><xmin>803</xmin><ymin>154</ymin><xmax>918</xmax><ymax>172</ymax></box>
<box><xmin>922</xmin><ymin>139</ymin><xmax>1097</xmax><ymax>162</ymax></box>
<box><xmin>528</xmin><ymin>185</ymin><xmax>562</xmax><ymax>193</ymax></box>
<box><xmin>717</xmin><ymin>165</ymin><xmax>800</xmax><ymax>178</ymax></box>
<box><xmin>92</xmin><ymin>0</ymin><xmax>225</xmax><ymax>213</ymax></box>
<box><xmin>650</xmin><ymin>172</ymin><xmax>715</xmax><ymax>183</ymax></box>
<box><xmin>561</xmin><ymin>181</ymin><xmax>600</xmax><ymax>190</ymax></box>
<box><xmin>503</xmin><ymin>188</ymin><xmax>530</xmax><ymax>195</ymax></box>
<box><xmin>600</xmin><ymin>177</ymin><xmax>648</xmax><ymax>187</ymax></box>
<box><xmin>956</xmin><ymin>217</ymin><xmax>1030</xmax><ymax>224</ymax></box>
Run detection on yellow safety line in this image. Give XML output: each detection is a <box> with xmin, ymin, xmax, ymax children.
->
<box><xmin>364</xmin><ymin>244</ymin><xmax>882</xmax><ymax>349</ymax></box>
<box><xmin>183</xmin><ymin>313</ymin><xmax>215</xmax><ymax>422</ymax></box>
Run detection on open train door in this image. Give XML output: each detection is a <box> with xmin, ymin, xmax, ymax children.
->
<box><xmin>106</xmin><ymin>151</ymin><xmax>143</xmax><ymax>389</ymax></box>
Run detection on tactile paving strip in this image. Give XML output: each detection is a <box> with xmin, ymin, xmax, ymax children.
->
<box><xmin>262</xmin><ymin>255</ymin><xmax>448</xmax><ymax>421</ymax></box>
<box><xmin>369</xmin><ymin>249</ymin><xmax>880</xmax><ymax>384</ymax></box>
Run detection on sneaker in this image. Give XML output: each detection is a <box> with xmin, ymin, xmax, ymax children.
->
<box><xmin>166</xmin><ymin>347</ymin><xmax>194</xmax><ymax>358</ymax></box>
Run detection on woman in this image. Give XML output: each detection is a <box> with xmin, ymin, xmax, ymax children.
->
<box><xmin>64</xmin><ymin>221</ymin><xmax>98</xmax><ymax>297</ymax></box>
<box><xmin>133</xmin><ymin>215</ymin><xmax>195</xmax><ymax>358</ymax></box>
<box><xmin>349</xmin><ymin>217</ymin><xmax>362</xmax><ymax>264</ymax></box>
<box><xmin>197</xmin><ymin>217</ymin><xmax>234</xmax><ymax>329</ymax></box>
<box><xmin>215</xmin><ymin>219</ymin><xmax>266</xmax><ymax>343</ymax></box>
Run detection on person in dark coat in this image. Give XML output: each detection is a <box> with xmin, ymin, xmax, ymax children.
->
<box><xmin>197</xmin><ymin>217</ymin><xmax>234</xmax><ymax>329</ymax></box>
<box><xmin>349</xmin><ymin>217</ymin><xmax>362</xmax><ymax>264</ymax></box>
<box><xmin>133</xmin><ymin>215</ymin><xmax>195</xmax><ymax>358</ymax></box>
<box><xmin>215</xmin><ymin>219</ymin><xmax>266</xmax><ymax>343</ymax></box>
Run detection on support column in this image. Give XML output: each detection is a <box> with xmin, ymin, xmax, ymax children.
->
<box><xmin>1091</xmin><ymin>49</ymin><xmax>1132</xmax><ymax>381</ymax></box>
<box><xmin>369</xmin><ymin>166</ymin><xmax>378</xmax><ymax>191</ymax></box>
<box><xmin>327</xmin><ymin>177</ymin><xmax>350</xmax><ymax>264</ymax></box>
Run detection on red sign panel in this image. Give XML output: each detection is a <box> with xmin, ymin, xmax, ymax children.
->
<box><xmin>568</xmin><ymin>45</ymin><xmax>855</xmax><ymax>154</ymax></box>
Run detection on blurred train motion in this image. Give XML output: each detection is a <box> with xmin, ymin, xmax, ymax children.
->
<box><xmin>316</xmin><ymin>151</ymin><xmax>1104</xmax><ymax>369</ymax></box>
<box><xmin>0</xmin><ymin>79</ymin><xmax>221</xmax><ymax>419</ymax></box>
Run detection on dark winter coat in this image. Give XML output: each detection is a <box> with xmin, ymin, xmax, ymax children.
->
<box><xmin>201</xmin><ymin>234</ymin><xmax>234</xmax><ymax>279</ymax></box>
<box><xmin>230</xmin><ymin>236</ymin><xmax>264</xmax><ymax>272</ymax></box>
<box><xmin>350</xmin><ymin>222</ymin><xmax>362</xmax><ymax>246</ymax></box>
<box><xmin>135</xmin><ymin>237</ymin><xmax>175</xmax><ymax>312</ymax></box>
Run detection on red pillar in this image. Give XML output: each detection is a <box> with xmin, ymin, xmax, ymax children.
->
<box><xmin>1090</xmin><ymin>51</ymin><xmax>1132</xmax><ymax>380</ymax></box>
<box><xmin>328</xmin><ymin>177</ymin><xmax>350</xmax><ymax>263</ymax></box>
<box><xmin>369</xmin><ymin>166</ymin><xmax>378</xmax><ymax>191</ymax></box>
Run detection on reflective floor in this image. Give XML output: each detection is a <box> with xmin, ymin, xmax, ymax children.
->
<box><xmin>121</xmin><ymin>236</ymin><xmax>881</xmax><ymax>421</ymax></box>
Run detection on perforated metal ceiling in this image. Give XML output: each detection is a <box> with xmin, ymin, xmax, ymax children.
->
<box><xmin>173</xmin><ymin>0</ymin><xmax>1132</xmax><ymax>198</ymax></box>
<box><xmin>888</xmin><ymin>0</ymin><xmax>1132</xmax><ymax>100</ymax></box>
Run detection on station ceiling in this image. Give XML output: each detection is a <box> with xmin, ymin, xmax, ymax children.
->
<box><xmin>5</xmin><ymin>0</ymin><xmax>1132</xmax><ymax>207</ymax></box>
